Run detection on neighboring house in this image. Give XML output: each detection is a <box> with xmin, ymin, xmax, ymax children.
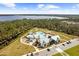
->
<box><xmin>26</xmin><ymin>34</ymin><xmax>35</xmax><ymax>42</ymax></box>
<box><xmin>26</xmin><ymin>32</ymin><xmax>60</xmax><ymax>48</ymax></box>
<box><xmin>50</xmin><ymin>35</ymin><xmax>60</xmax><ymax>44</ymax></box>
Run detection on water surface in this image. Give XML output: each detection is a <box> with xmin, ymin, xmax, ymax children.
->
<box><xmin>0</xmin><ymin>15</ymin><xmax>68</xmax><ymax>21</ymax></box>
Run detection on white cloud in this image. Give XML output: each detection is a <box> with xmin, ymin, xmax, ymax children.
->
<box><xmin>1</xmin><ymin>9</ymin><xmax>79</xmax><ymax>14</ymax></box>
<box><xmin>45</xmin><ymin>5</ymin><xmax>59</xmax><ymax>9</ymax></box>
<box><xmin>38</xmin><ymin>4</ymin><xmax>44</xmax><ymax>8</ymax></box>
<box><xmin>70</xmin><ymin>4</ymin><xmax>79</xmax><ymax>11</ymax></box>
<box><xmin>72</xmin><ymin>4</ymin><xmax>79</xmax><ymax>9</ymax></box>
<box><xmin>0</xmin><ymin>3</ymin><xmax>79</xmax><ymax>14</ymax></box>
<box><xmin>1</xmin><ymin>3</ymin><xmax>16</xmax><ymax>9</ymax></box>
<box><xmin>23</xmin><ymin>7</ymin><xmax>27</xmax><ymax>10</ymax></box>
<box><xmin>76</xmin><ymin>4</ymin><xmax>79</xmax><ymax>7</ymax></box>
<box><xmin>72</xmin><ymin>6</ymin><xmax>76</xmax><ymax>8</ymax></box>
<box><xmin>38</xmin><ymin>4</ymin><xmax>60</xmax><ymax>10</ymax></box>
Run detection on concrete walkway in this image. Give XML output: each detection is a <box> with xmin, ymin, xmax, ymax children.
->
<box><xmin>20</xmin><ymin>34</ymin><xmax>40</xmax><ymax>54</ymax></box>
<box><xmin>55</xmin><ymin>47</ymin><xmax>69</xmax><ymax>56</ymax></box>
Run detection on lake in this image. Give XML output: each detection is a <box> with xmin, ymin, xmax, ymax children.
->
<box><xmin>0</xmin><ymin>15</ymin><xmax>68</xmax><ymax>21</ymax></box>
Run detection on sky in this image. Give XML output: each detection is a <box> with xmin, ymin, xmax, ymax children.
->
<box><xmin>0</xmin><ymin>3</ymin><xmax>79</xmax><ymax>14</ymax></box>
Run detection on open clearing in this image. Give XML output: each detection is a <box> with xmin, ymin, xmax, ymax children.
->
<box><xmin>0</xmin><ymin>36</ymin><xmax>35</xmax><ymax>56</ymax></box>
<box><xmin>0</xmin><ymin>28</ymin><xmax>78</xmax><ymax>56</ymax></box>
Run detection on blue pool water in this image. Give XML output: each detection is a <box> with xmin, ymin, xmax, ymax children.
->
<box><xmin>35</xmin><ymin>32</ymin><xmax>45</xmax><ymax>36</ymax></box>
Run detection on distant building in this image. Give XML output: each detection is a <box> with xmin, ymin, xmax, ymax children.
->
<box><xmin>26</xmin><ymin>32</ymin><xmax>60</xmax><ymax>48</ymax></box>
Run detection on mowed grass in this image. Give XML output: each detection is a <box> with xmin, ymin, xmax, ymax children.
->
<box><xmin>53</xmin><ymin>45</ymin><xmax>79</xmax><ymax>56</ymax></box>
<box><xmin>65</xmin><ymin>45</ymin><xmax>79</xmax><ymax>56</ymax></box>
<box><xmin>53</xmin><ymin>53</ymin><xmax>62</xmax><ymax>56</ymax></box>
<box><xmin>0</xmin><ymin>36</ymin><xmax>35</xmax><ymax>56</ymax></box>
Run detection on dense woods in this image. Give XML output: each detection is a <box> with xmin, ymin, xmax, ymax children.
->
<box><xmin>0</xmin><ymin>18</ymin><xmax>79</xmax><ymax>49</ymax></box>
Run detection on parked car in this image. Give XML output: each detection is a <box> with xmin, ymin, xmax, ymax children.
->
<box><xmin>47</xmin><ymin>48</ymin><xmax>50</xmax><ymax>51</ymax></box>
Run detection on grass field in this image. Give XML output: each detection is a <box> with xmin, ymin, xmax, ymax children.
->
<box><xmin>53</xmin><ymin>53</ymin><xmax>62</xmax><ymax>56</ymax></box>
<box><xmin>0</xmin><ymin>32</ymin><xmax>35</xmax><ymax>56</ymax></box>
<box><xmin>0</xmin><ymin>38</ymin><xmax>35</xmax><ymax>56</ymax></box>
<box><xmin>0</xmin><ymin>28</ymin><xmax>78</xmax><ymax>56</ymax></box>
<box><xmin>53</xmin><ymin>45</ymin><xmax>79</xmax><ymax>56</ymax></box>
<box><xmin>65</xmin><ymin>45</ymin><xmax>79</xmax><ymax>56</ymax></box>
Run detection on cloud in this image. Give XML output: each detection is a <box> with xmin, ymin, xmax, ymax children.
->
<box><xmin>38</xmin><ymin>4</ymin><xmax>60</xmax><ymax>10</ymax></box>
<box><xmin>1</xmin><ymin>9</ymin><xmax>79</xmax><ymax>14</ymax></box>
<box><xmin>71</xmin><ymin>4</ymin><xmax>79</xmax><ymax>12</ymax></box>
<box><xmin>45</xmin><ymin>4</ymin><xmax>60</xmax><ymax>9</ymax></box>
<box><xmin>76</xmin><ymin>4</ymin><xmax>79</xmax><ymax>8</ymax></box>
<box><xmin>72</xmin><ymin>4</ymin><xmax>79</xmax><ymax>9</ymax></box>
<box><xmin>23</xmin><ymin>7</ymin><xmax>28</xmax><ymax>10</ymax></box>
<box><xmin>0</xmin><ymin>3</ymin><xmax>79</xmax><ymax>14</ymax></box>
<box><xmin>38</xmin><ymin>4</ymin><xmax>44</xmax><ymax>8</ymax></box>
<box><xmin>1</xmin><ymin>3</ymin><xmax>16</xmax><ymax>9</ymax></box>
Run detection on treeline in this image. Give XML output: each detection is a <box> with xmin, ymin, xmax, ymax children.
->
<box><xmin>30</xmin><ymin>19</ymin><xmax>79</xmax><ymax>36</ymax></box>
<box><xmin>0</xmin><ymin>19</ymin><xmax>79</xmax><ymax>49</ymax></box>
<box><xmin>63</xmin><ymin>18</ymin><xmax>79</xmax><ymax>22</ymax></box>
<box><xmin>0</xmin><ymin>19</ymin><xmax>33</xmax><ymax>49</ymax></box>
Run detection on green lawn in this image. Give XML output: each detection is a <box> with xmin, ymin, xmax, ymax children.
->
<box><xmin>65</xmin><ymin>45</ymin><xmax>79</xmax><ymax>56</ymax></box>
<box><xmin>53</xmin><ymin>53</ymin><xmax>62</xmax><ymax>56</ymax></box>
<box><xmin>53</xmin><ymin>45</ymin><xmax>79</xmax><ymax>56</ymax></box>
<box><xmin>0</xmin><ymin>28</ymin><xmax>78</xmax><ymax>56</ymax></box>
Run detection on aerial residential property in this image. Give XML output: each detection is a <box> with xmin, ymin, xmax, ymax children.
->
<box><xmin>0</xmin><ymin>3</ymin><xmax>79</xmax><ymax>56</ymax></box>
<box><xmin>26</xmin><ymin>32</ymin><xmax>60</xmax><ymax>47</ymax></box>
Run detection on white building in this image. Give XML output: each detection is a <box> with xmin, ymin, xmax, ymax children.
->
<box><xmin>26</xmin><ymin>32</ymin><xmax>60</xmax><ymax>47</ymax></box>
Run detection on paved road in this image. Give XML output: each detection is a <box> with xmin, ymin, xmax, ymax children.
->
<box><xmin>23</xmin><ymin>38</ymin><xmax>79</xmax><ymax>56</ymax></box>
